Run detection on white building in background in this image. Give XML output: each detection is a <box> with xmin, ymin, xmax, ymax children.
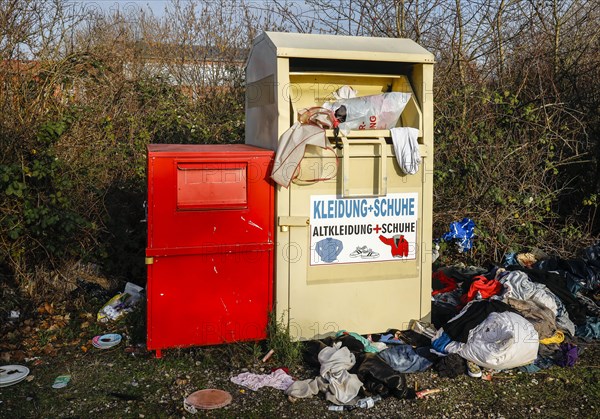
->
<box><xmin>123</xmin><ymin>41</ymin><xmax>247</xmax><ymax>99</ymax></box>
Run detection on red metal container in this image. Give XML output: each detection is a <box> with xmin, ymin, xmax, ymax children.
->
<box><xmin>146</xmin><ymin>144</ymin><xmax>274</xmax><ymax>357</ymax></box>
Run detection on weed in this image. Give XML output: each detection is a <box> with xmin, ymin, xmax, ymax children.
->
<box><xmin>267</xmin><ymin>311</ymin><xmax>302</xmax><ymax>368</ymax></box>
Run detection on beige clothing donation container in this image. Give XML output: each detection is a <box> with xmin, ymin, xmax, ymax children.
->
<box><xmin>245</xmin><ymin>31</ymin><xmax>434</xmax><ymax>340</ymax></box>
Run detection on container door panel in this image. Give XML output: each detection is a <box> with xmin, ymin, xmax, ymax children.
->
<box><xmin>148</xmin><ymin>155</ymin><xmax>272</xmax><ymax>249</ymax></box>
<box><xmin>286</xmin><ymin>152</ymin><xmax>423</xmax><ymax>340</ymax></box>
<box><xmin>148</xmin><ymin>251</ymin><xmax>272</xmax><ymax>348</ymax></box>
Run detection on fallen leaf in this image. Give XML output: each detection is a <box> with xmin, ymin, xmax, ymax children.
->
<box><xmin>175</xmin><ymin>378</ymin><xmax>188</xmax><ymax>386</ymax></box>
<box><xmin>44</xmin><ymin>302</ymin><xmax>54</xmax><ymax>315</ymax></box>
<box><xmin>81</xmin><ymin>345</ymin><xmax>88</xmax><ymax>353</ymax></box>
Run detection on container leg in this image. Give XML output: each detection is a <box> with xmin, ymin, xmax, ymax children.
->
<box><xmin>155</xmin><ymin>349</ymin><xmax>162</xmax><ymax>359</ymax></box>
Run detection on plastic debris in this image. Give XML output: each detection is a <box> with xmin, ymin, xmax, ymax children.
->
<box><xmin>92</xmin><ymin>334</ymin><xmax>122</xmax><ymax>349</ymax></box>
<box><xmin>328</xmin><ymin>404</ymin><xmax>355</xmax><ymax>411</ymax></box>
<box><xmin>52</xmin><ymin>375</ymin><xmax>71</xmax><ymax>389</ymax></box>
<box><xmin>0</xmin><ymin>365</ymin><xmax>30</xmax><ymax>388</ymax></box>
<box><xmin>97</xmin><ymin>282</ymin><xmax>144</xmax><ymax>323</ymax></box>
<box><xmin>356</xmin><ymin>394</ymin><xmax>382</xmax><ymax>408</ymax></box>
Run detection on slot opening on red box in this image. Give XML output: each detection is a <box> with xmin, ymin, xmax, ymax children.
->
<box><xmin>177</xmin><ymin>162</ymin><xmax>248</xmax><ymax>210</ymax></box>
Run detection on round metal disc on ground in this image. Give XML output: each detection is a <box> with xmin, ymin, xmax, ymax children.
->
<box><xmin>185</xmin><ymin>389</ymin><xmax>232</xmax><ymax>410</ymax></box>
<box><xmin>0</xmin><ymin>365</ymin><xmax>30</xmax><ymax>388</ymax></box>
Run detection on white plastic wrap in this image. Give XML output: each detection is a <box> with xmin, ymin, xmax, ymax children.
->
<box><xmin>323</xmin><ymin>92</ymin><xmax>411</xmax><ymax>133</ymax></box>
<box><xmin>453</xmin><ymin>311</ymin><xmax>539</xmax><ymax>370</ymax></box>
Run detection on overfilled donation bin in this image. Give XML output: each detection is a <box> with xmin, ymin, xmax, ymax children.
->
<box><xmin>145</xmin><ymin>144</ymin><xmax>274</xmax><ymax>357</ymax></box>
<box><xmin>245</xmin><ymin>32</ymin><xmax>434</xmax><ymax>339</ymax></box>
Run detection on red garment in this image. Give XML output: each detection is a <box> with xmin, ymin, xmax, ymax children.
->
<box><xmin>432</xmin><ymin>271</ymin><xmax>458</xmax><ymax>296</ymax></box>
<box><xmin>379</xmin><ymin>235</ymin><xmax>409</xmax><ymax>257</ymax></box>
<box><xmin>462</xmin><ymin>275</ymin><xmax>502</xmax><ymax>303</ymax></box>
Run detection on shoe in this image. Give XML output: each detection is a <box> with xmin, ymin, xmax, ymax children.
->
<box><xmin>361</xmin><ymin>249</ymin><xmax>380</xmax><ymax>259</ymax></box>
<box><xmin>467</xmin><ymin>361</ymin><xmax>482</xmax><ymax>378</ymax></box>
<box><xmin>350</xmin><ymin>246</ymin><xmax>368</xmax><ymax>257</ymax></box>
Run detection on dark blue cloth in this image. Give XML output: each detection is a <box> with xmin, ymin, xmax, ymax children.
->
<box><xmin>378</xmin><ymin>344</ymin><xmax>433</xmax><ymax>373</ymax></box>
<box><xmin>431</xmin><ymin>332</ymin><xmax>452</xmax><ymax>354</ymax></box>
<box><xmin>441</xmin><ymin>218</ymin><xmax>476</xmax><ymax>252</ymax></box>
<box><xmin>575</xmin><ymin>317</ymin><xmax>600</xmax><ymax>340</ymax></box>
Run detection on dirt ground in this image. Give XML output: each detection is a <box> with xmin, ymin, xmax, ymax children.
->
<box><xmin>2</xmin><ymin>330</ymin><xmax>600</xmax><ymax>419</ymax></box>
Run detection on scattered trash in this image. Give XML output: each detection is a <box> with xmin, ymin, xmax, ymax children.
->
<box><xmin>183</xmin><ymin>389</ymin><xmax>232</xmax><ymax>413</ymax></box>
<box><xmin>0</xmin><ymin>365</ymin><xmax>30</xmax><ymax>387</ymax></box>
<box><xmin>261</xmin><ymin>349</ymin><xmax>275</xmax><ymax>363</ymax></box>
<box><xmin>97</xmin><ymin>282</ymin><xmax>144</xmax><ymax>322</ymax></box>
<box><xmin>231</xmin><ymin>368</ymin><xmax>294</xmax><ymax>391</ymax></box>
<box><xmin>8</xmin><ymin>310</ymin><xmax>20</xmax><ymax>320</ymax></box>
<box><xmin>124</xmin><ymin>344</ymin><xmax>148</xmax><ymax>356</ymax></box>
<box><xmin>481</xmin><ymin>370</ymin><xmax>494</xmax><ymax>381</ymax></box>
<box><xmin>356</xmin><ymin>394</ymin><xmax>382</xmax><ymax>408</ymax></box>
<box><xmin>440</xmin><ymin>217</ymin><xmax>476</xmax><ymax>252</ymax></box>
<box><xmin>416</xmin><ymin>389</ymin><xmax>442</xmax><ymax>399</ymax></box>
<box><xmin>92</xmin><ymin>334</ymin><xmax>122</xmax><ymax>349</ymax></box>
<box><xmin>328</xmin><ymin>404</ymin><xmax>355</xmax><ymax>411</ymax></box>
<box><xmin>52</xmin><ymin>374</ymin><xmax>71</xmax><ymax>389</ymax></box>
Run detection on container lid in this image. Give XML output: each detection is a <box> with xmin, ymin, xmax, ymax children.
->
<box><xmin>0</xmin><ymin>365</ymin><xmax>30</xmax><ymax>387</ymax></box>
<box><xmin>253</xmin><ymin>31</ymin><xmax>435</xmax><ymax>63</ymax></box>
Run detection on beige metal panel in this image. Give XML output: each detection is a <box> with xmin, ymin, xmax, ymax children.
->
<box><xmin>284</xmin><ymin>151</ymin><xmax>427</xmax><ymax>338</ymax></box>
<box><xmin>259</xmin><ymin>32</ymin><xmax>434</xmax><ymax>63</ymax></box>
<box><xmin>245</xmin><ymin>31</ymin><xmax>435</xmax><ymax>338</ymax></box>
<box><xmin>417</xmin><ymin>64</ymin><xmax>434</xmax><ymax>321</ymax></box>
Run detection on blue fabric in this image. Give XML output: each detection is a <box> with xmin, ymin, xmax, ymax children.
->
<box><xmin>441</xmin><ymin>218</ymin><xmax>476</xmax><ymax>252</ymax></box>
<box><xmin>534</xmin><ymin>356</ymin><xmax>556</xmax><ymax>369</ymax></box>
<box><xmin>315</xmin><ymin>237</ymin><xmax>343</xmax><ymax>263</ymax></box>
<box><xmin>502</xmin><ymin>252</ymin><xmax>518</xmax><ymax>267</ymax></box>
<box><xmin>378</xmin><ymin>344</ymin><xmax>433</xmax><ymax>373</ymax></box>
<box><xmin>379</xmin><ymin>334</ymin><xmax>403</xmax><ymax>344</ymax></box>
<box><xmin>431</xmin><ymin>332</ymin><xmax>452</xmax><ymax>354</ymax></box>
<box><xmin>518</xmin><ymin>363</ymin><xmax>541</xmax><ymax>373</ymax></box>
<box><xmin>575</xmin><ymin>317</ymin><xmax>600</xmax><ymax>340</ymax></box>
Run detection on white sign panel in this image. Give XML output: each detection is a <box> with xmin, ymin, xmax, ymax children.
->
<box><xmin>309</xmin><ymin>193</ymin><xmax>419</xmax><ymax>265</ymax></box>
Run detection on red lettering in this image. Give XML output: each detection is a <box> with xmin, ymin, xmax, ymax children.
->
<box><xmin>369</xmin><ymin>115</ymin><xmax>377</xmax><ymax>129</ymax></box>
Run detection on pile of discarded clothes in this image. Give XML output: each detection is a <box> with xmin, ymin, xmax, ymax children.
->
<box><xmin>229</xmin><ymin>243</ymin><xmax>600</xmax><ymax>409</ymax></box>
<box><xmin>431</xmin><ymin>242</ymin><xmax>600</xmax><ymax>373</ymax></box>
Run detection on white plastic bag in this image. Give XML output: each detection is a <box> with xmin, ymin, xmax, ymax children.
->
<box><xmin>323</xmin><ymin>92</ymin><xmax>411</xmax><ymax>133</ymax></box>
<box><xmin>455</xmin><ymin>311</ymin><xmax>539</xmax><ymax>370</ymax></box>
